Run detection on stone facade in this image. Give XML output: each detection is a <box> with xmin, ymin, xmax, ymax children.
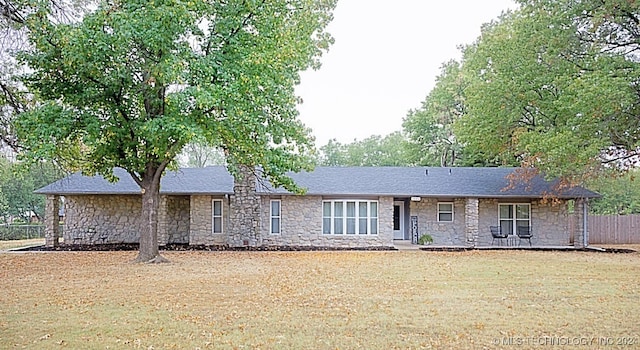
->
<box><xmin>465</xmin><ymin>198</ymin><xmax>479</xmax><ymax>246</ymax></box>
<box><xmin>407</xmin><ymin>197</ymin><xmax>575</xmax><ymax>247</ymax></box>
<box><xmin>64</xmin><ymin>195</ymin><xmax>143</xmax><ymax>244</ymax></box>
<box><xmin>409</xmin><ymin>198</ymin><xmax>467</xmax><ymax>246</ymax></box>
<box><xmin>476</xmin><ymin>199</ymin><xmax>571</xmax><ymax>246</ymax></box>
<box><xmin>159</xmin><ymin>196</ymin><xmax>190</xmax><ymax>245</ymax></box>
<box><xmin>64</xmin><ymin>194</ymin><xmax>191</xmax><ymax>245</ymax></box>
<box><xmin>572</xmin><ymin>199</ymin><xmax>588</xmax><ymax>248</ymax></box>
<box><xmin>44</xmin><ymin>195</ymin><xmax>60</xmax><ymax>247</ymax></box>
<box><xmin>260</xmin><ymin>195</ymin><xmax>395</xmax><ymax>248</ymax></box>
<box><xmin>57</xmin><ymin>191</ymin><xmax>582</xmax><ymax>248</ymax></box>
<box><xmin>228</xmin><ymin>166</ymin><xmax>261</xmax><ymax>247</ymax></box>
<box><xmin>189</xmin><ymin>195</ymin><xmax>228</xmax><ymax>246</ymax></box>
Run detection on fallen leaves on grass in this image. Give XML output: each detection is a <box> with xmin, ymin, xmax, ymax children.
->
<box><xmin>0</xmin><ymin>250</ymin><xmax>639</xmax><ymax>349</ymax></box>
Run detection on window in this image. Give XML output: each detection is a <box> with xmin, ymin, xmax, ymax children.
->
<box><xmin>270</xmin><ymin>200</ymin><xmax>281</xmax><ymax>235</ymax></box>
<box><xmin>322</xmin><ymin>200</ymin><xmax>378</xmax><ymax>235</ymax></box>
<box><xmin>212</xmin><ymin>199</ymin><xmax>223</xmax><ymax>234</ymax></box>
<box><xmin>498</xmin><ymin>203</ymin><xmax>530</xmax><ymax>235</ymax></box>
<box><xmin>438</xmin><ymin>202</ymin><xmax>454</xmax><ymax>222</ymax></box>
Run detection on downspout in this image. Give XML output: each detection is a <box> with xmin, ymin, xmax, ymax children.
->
<box><xmin>583</xmin><ymin>198</ymin><xmax>588</xmax><ymax>248</ymax></box>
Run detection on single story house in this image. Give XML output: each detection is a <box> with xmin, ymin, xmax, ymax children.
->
<box><xmin>36</xmin><ymin>166</ymin><xmax>599</xmax><ymax>249</ymax></box>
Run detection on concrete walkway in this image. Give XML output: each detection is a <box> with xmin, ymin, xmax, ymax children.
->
<box><xmin>393</xmin><ymin>240</ymin><xmax>422</xmax><ymax>251</ymax></box>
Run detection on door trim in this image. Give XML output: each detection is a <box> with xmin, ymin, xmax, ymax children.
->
<box><xmin>393</xmin><ymin>201</ymin><xmax>405</xmax><ymax>240</ymax></box>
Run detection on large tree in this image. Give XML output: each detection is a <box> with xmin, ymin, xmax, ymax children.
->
<box><xmin>318</xmin><ymin>132</ymin><xmax>413</xmax><ymax>167</ymax></box>
<box><xmin>0</xmin><ymin>0</ymin><xmax>89</xmax><ymax>151</ymax></box>
<box><xmin>16</xmin><ymin>0</ymin><xmax>336</xmax><ymax>262</ymax></box>
<box><xmin>402</xmin><ymin>60</ymin><xmax>499</xmax><ymax>167</ymax></box>
<box><xmin>455</xmin><ymin>1</ymin><xmax>640</xmax><ymax>182</ymax></box>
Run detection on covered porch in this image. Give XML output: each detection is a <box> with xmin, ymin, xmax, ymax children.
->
<box><xmin>391</xmin><ymin>196</ymin><xmax>590</xmax><ymax>249</ymax></box>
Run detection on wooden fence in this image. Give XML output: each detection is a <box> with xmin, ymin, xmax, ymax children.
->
<box><xmin>586</xmin><ymin>214</ymin><xmax>640</xmax><ymax>244</ymax></box>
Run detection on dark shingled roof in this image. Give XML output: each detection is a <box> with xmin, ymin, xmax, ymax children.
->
<box><xmin>36</xmin><ymin>166</ymin><xmax>600</xmax><ymax>198</ymax></box>
<box><xmin>35</xmin><ymin>167</ymin><xmax>235</xmax><ymax>195</ymax></box>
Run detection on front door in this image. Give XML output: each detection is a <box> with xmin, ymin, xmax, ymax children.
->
<box><xmin>393</xmin><ymin>201</ymin><xmax>404</xmax><ymax>239</ymax></box>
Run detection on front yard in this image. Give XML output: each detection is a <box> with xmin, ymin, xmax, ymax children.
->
<box><xmin>1</xmin><ymin>249</ymin><xmax>639</xmax><ymax>349</ymax></box>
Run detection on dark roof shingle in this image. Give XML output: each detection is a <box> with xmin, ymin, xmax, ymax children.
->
<box><xmin>35</xmin><ymin>166</ymin><xmax>599</xmax><ymax>198</ymax></box>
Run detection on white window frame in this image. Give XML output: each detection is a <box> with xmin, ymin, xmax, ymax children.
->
<box><xmin>270</xmin><ymin>200</ymin><xmax>281</xmax><ymax>235</ymax></box>
<box><xmin>498</xmin><ymin>203</ymin><xmax>531</xmax><ymax>235</ymax></box>
<box><xmin>212</xmin><ymin>199</ymin><xmax>223</xmax><ymax>234</ymax></box>
<box><xmin>437</xmin><ymin>202</ymin><xmax>454</xmax><ymax>222</ymax></box>
<box><xmin>322</xmin><ymin>200</ymin><xmax>378</xmax><ymax>235</ymax></box>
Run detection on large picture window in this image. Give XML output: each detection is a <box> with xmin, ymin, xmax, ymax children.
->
<box><xmin>498</xmin><ymin>203</ymin><xmax>530</xmax><ymax>235</ymax></box>
<box><xmin>323</xmin><ymin>200</ymin><xmax>378</xmax><ymax>235</ymax></box>
<box><xmin>270</xmin><ymin>200</ymin><xmax>281</xmax><ymax>235</ymax></box>
<box><xmin>212</xmin><ymin>199</ymin><xmax>223</xmax><ymax>234</ymax></box>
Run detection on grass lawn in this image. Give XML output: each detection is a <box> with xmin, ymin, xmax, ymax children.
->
<box><xmin>0</xmin><ymin>238</ymin><xmax>45</xmax><ymax>251</ymax></box>
<box><xmin>1</xmin><ymin>249</ymin><xmax>639</xmax><ymax>349</ymax></box>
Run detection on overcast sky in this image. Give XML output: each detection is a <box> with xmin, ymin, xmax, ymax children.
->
<box><xmin>295</xmin><ymin>0</ymin><xmax>516</xmax><ymax>146</ymax></box>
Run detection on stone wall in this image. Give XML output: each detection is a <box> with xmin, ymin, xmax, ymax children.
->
<box><xmin>465</xmin><ymin>198</ymin><xmax>479</xmax><ymax>246</ymax></box>
<box><xmin>65</xmin><ymin>194</ymin><xmax>192</xmax><ymax>245</ymax></box>
<box><xmin>259</xmin><ymin>195</ymin><xmax>394</xmax><ymax>248</ymax></box>
<box><xmin>477</xmin><ymin>199</ymin><xmax>571</xmax><ymax>246</ymax></box>
<box><xmin>165</xmin><ymin>196</ymin><xmax>190</xmax><ymax>244</ymax></box>
<box><xmin>408</xmin><ymin>197</ymin><xmax>573</xmax><ymax>247</ymax></box>
<box><xmin>571</xmin><ymin>199</ymin><xmax>587</xmax><ymax>248</ymax></box>
<box><xmin>44</xmin><ymin>195</ymin><xmax>60</xmax><ymax>247</ymax></box>
<box><xmin>64</xmin><ymin>195</ymin><xmax>143</xmax><ymax>244</ymax></box>
<box><xmin>228</xmin><ymin>166</ymin><xmax>261</xmax><ymax>247</ymax></box>
<box><xmin>189</xmin><ymin>195</ymin><xmax>228</xmax><ymax>246</ymax></box>
<box><xmin>409</xmin><ymin>198</ymin><xmax>467</xmax><ymax>246</ymax></box>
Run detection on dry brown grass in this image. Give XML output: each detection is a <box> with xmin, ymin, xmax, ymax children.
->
<box><xmin>0</xmin><ymin>238</ymin><xmax>44</xmax><ymax>251</ymax></box>
<box><xmin>1</xmin><ymin>249</ymin><xmax>639</xmax><ymax>349</ymax></box>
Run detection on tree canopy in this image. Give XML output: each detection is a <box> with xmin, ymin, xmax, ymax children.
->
<box><xmin>16</xmin><ymin>0</ymin><xmax>336</xmax><ymax>262</ymax></box>
<box><xmin>0</xmin><ymin>156</ymin><xmax>63</xmax><ymax>222</ymax></box>
<box><xmin>455</xmin><ymin>1</ymin><xmax>640</xmax><ymax>182</ymax></box>
<box><xmin>318</xmin><ymin>132</ymin><xmax>413</xmax><ymax>167</ymax></box>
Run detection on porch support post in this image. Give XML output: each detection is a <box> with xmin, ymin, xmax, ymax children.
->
<box><xmin>44</xmin><ymin>195</ymin><xmax>60</xmax><ymax>248</ymax></box>
<box><xmin>573</xmin><ymin>198</ymin><xmax>588</xmax><ymax>248</ymax></box>
<box><xmin>157</xmin><ymin>195</ymin><xmax>169</xmax><ymax>246</ymax></box>
<box><xmin>465</xmin><ymin>198</ymin><xmax>479</xmax><ymax>247</ymax></box>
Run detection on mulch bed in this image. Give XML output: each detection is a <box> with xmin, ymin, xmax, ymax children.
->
<box><xmin>18</xmin><ymin>243</ymin><xmax>397</xmax><ymax>252</ymax></box>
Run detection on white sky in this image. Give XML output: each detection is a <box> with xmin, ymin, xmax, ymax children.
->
<box><xmin>296</xmin><ymin>0</ymin><xmax>516</xmax><ymax>146</ymax></box>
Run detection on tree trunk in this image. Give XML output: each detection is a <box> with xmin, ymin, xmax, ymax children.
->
<box><xmin>134</xmin><ymin>169</ymin><xmax>169</xmax><ymax>263</ymax></box>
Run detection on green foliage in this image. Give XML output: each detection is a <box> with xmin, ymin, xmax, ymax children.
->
<box><xmin>403</xmin><ymin>60</ymin><xmax>497</xmax><ymax>167</ymax></box>
<box><xmin>454</xmin><ymin>1</ymin><xmax>640</xmax><ymax>182</ymax></box>
<box><xmin>418</xmin><ymin>234</ymin><xmax>433</xmax><ymax>245</ymax></box>
<box><xmin>588</xmin><ymin>170</ymin><xmax>640</xmax><ymax>215</ymax></box>
<box><xmin>178</xmin><ymin>141</ymin><xmax>226</xmax><ymax>168</ymax></box>
<box><xmin>0</xmin><ymin>156</ymin><xmax>64</xmax><ymax>222</ymax></box>
<box><xmin>17</xmin><ymin>0</ymin><xmax>336</xmax><ymax>191</ymax></box>
<box><xmin>318</xmin><ymin>132</ymin><xmax>413</xmax><ymax>166</ymax></box>
<box><xmin>0</xmin><ymin>0</ymin><xmax>93</xmax><ymax>152</ymax></box>
<box><xmin>14</xmin><ymin>0</ymin><xmax>336</xmax><ymax>260</ymax></box>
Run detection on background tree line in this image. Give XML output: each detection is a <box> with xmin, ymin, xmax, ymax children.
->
<box><xmin>0</xmin><ymin>0</ymin><xmax>639</xmax><ymax>249</ymax></box>
<box><xmin>317</xmin><ymin>0</ymin><xmax>640</xmax><ymax>214</ymax></box>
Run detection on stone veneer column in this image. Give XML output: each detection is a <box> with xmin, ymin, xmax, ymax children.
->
<box><xmin>573</xmin><ymin>198</ymin><xmax>587</xmax><ymax>248</ymax></box>
<box><xmin>44</xmin><ymin>195</ymin><xmax>60</xmax><ymax>247</ymax></box>
<box><xmin>228</xmin><ymin>165</ymin><xmax>261</xmax><ymax>247</ymax></box>
<box><xmin>465</xmin><ymin>198</ymin><xmax>479</xmax><ymax>247</ymax></box>
<box><xmin>157</xmin><ymin>195</ymin><xmax>169</xmax><ymax>246</ymax></box>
